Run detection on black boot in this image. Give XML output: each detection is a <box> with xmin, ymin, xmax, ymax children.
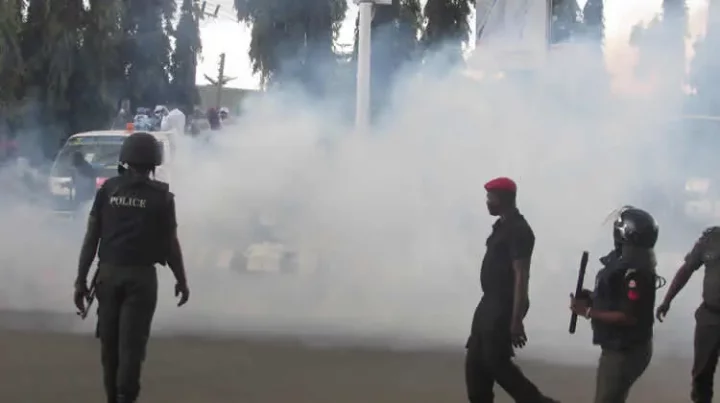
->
<box><xmin>116</xmin><ymin>394</ymin><xmax>135</xmax><ymax>403</ymax></box>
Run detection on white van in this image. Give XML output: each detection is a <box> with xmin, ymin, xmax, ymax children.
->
<box><xmin>48</xmin><ymin>129</ymin><xmax>173</xmax><ymax>208</ymax></box>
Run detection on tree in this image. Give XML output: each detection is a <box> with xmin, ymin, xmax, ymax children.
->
<box><xmin>0</xmin><ymin>0</ymin><xmax>25</xmax><ymax>111</ymax></box>
<box><xmin>16</xmin><ymin>0</ymin><xmax>86</xmax><ymax>153</ymax></box>
<box><xmin>422</xmin><ymin>0</ymin><xmax>473</xmax><ymax>64</ymax></box>
<box><xmin>72</xmin><ymin>0</ymin><xmax>126</xmax><ymax>132</ymax></box>
<box><xmin>630</xmin><ymin>0</ymin><xmax>687</xmax><ymax>97</ymax></box>
<box><xmin>582</xmin><ymin>0</ymin><xmax>604</xmax><ymax>43</ymax></box>
<box><xmin>551</xmin><ymin>0</ymin><xmax>581</xmax><ymax>43</ymax></box>
<box><xmin>353</xmin><ymin>0</ymin><xmax>422</xmax><ymax>117</ymax></box>
<box><xmin>234</xmin><ymin>0</ymin><xmax>347</xmax><ymax>90</ymax></box>
<box><xmin>122</xmin><ymin>0</ymin><xmax>174</xmax><ymax>109</ymax></box>
<box><xmin>689</xmin><ymin>0</ymin><xmax>719</xmax><ymax>114</ymax></box>
<box><xmin>170</xmin><ymin>0</ymin><xmax>202</xmax><ymax>113</ymax></box>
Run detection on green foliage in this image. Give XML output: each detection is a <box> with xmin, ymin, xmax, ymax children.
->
<box><xmin>0</xmin><ymin>0</ymin><xmax>190</xmax><ymax>154</ymax></box>
<box><xmin>234</xmin><ymin>0</ymin><xmax>347</xmax><ymax>88</ymax></box>
<box><xmin>122</xmin><ymin>0</ymin><xmax>173</xmax><ymax>108</ymax></box>
<box><xmin>422</xmin><ymin>0</ymin><xmax>473</xmax><ymax>61</ymax></box>
<box><xmin>582</xmin><ymin>0</ymin><xmax>604</xmax><ymax>42</ymax></box>
<box><xmin>170</xmin><ymin>0</ymin><xmax>201</xmax><ymax>113</ymax></box>
<box><xmin>551</xmin><ymin>0</ymin><xmax>582</xmax><ymax>44</ymax></box>
<box><xmin>0</xmin><ymin>0</ymin><xmax>24</xmax><ymax>110</ymax></box>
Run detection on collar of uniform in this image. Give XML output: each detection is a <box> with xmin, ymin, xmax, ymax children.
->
<box><xmin>492</xmin><ymin>207</ymin><xmax>521</xmax><ymax>229</ymax></box>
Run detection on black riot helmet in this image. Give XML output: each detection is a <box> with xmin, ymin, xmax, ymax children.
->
<box><xmin>612</xmin><ymin>206</ymin><xmax>659</xmax><ymax>249</ymax></box>
<box><xmin>118</xmin><ymin>132</ymin><xmax>163</xmax><ymax>169</ymax></box>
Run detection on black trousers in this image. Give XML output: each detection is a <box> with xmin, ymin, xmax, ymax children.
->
<box><xmin>594</xmin><ymin>341</ymin><xmax>652</xmax><ymax>403</ymax></box>
<box><xmin>465</xmin><ymin>302</ymin><xmax>545</xmax><ymax>403</ymax></box>
<box><xmin>692</xmin><ymin>322</ymin><xmax>720</xmax><ymax>403</ymax></box>
<box><xmin>96</xmin><ymin>263</ymin><xmax>158</xmax><ymax>403</ymax></box>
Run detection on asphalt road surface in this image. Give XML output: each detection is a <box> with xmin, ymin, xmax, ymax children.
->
<box><xmin>0</xmin><ymin>311</ymin><xmax>698</xmax><ymax>403</ymax></box>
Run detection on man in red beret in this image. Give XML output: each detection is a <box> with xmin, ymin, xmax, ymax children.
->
<box><xmin>465</xmin><ymin>177</ymin><xmax>559</xmax><ymax>403</ymax></box>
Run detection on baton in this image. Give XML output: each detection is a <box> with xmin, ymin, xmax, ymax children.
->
<box><xmin>77</xmin><ymin>267</ymin><xmax>99</xmax><ymax>319</ymax></box>
<box><xmin>569</xmin><ymin>251</ymin><xmax>589</xmax><ymax>334</ymax></box>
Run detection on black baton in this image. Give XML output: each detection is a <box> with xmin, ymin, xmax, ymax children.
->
<box><xmin>569</xmin><ymin>251</ymin><xmax>589</xmax><ymax>334</ymax></box>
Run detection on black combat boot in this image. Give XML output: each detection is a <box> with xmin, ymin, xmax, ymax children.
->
<box><xmin>116</xmin><ymin>394</ymin><xmax>135</xmax><ymax>403</ymax></box>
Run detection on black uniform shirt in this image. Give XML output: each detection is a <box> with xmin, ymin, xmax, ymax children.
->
<box><xmin>91</xmin><ymin>175</ymin><xmax>176</xmax><ymax>266</ymax></box>
<box><xmin>479</xmin><ymin>209</ymin><xmax>534</xmax><ymax>320</ymax></box>
<box><xmin>591</xmin><ymin>251</ymin><xmax>656</xmax><ymax>349</ymax></box>
<box><xmin>684</xmin><ymin>227</ymin><xmax>720</xmax><ymax>324</ymax></box>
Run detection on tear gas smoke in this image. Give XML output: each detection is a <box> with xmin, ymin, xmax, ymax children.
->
<box><xmin>0</xmin><ymin>12</ymin><xmax>713</xmax><ymax>366</ymax></box>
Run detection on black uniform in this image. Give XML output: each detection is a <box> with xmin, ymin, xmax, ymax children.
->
<box><xmin>72</xmin><ymin>131</ymin><xmax>183</xmax><ymax>403</ymax></box>
<box><xmin>582</xmin><ymin>206</ymin><xmax>658</xmax><ymax>403</ymax></box>
<box><xmin>591</xmin><ymin>249</ymin><xmax>656</xmax><ymax>403</ymax></box>
<box><xmin>683</xmin><ymin>227</ymin><xmax>720</xmax><ymax>403</ymax></box>
<box><xmin>466</xmin><ymin>208</ymin><xmax>550</xmax><ymax>403</ymax></box>
<box><xmin>91</xmin><ymin>173</ymin><xmax>175</xmax><ymax>403</ymax></box>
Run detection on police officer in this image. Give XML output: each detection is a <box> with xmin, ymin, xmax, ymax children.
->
<box><xmin>72</xmin><ymin>132</ymin><xmax>190</xmax><ymax>403</ymax></box>
<box><xmin>570</xmin><ymin>206</ymin><xmax>658</xmax><ymax>403</ymax></box>
<box><xmin>656</xmin><ymin>226</ymin><xmax>720</xmax><ymax>403</ymax></box>
<box><xmin>71</xmin><ymin>151</ymin><xmax>97</xmax><ymax>204</ymax></box>
<box><xmin>466</xmin><ymin>177</ymin><xmax>559</xmax><ymax>403</ymax></box>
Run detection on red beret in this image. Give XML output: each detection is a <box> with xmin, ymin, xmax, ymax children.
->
<box><xmin>484</xmin><ymin>177</ymin><xmax>517</xmax><ymax>193</ymax></box>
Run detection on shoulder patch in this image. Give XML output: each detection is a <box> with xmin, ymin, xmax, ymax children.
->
<box><xmin>624</xmin><ymin>268</ymin><xmax>641</xmax><ymax>300</ymax></box>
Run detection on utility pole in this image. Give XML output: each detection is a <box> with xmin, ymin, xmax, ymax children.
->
<box><xmin>354</xmin><ymin>0</ymin><xmax>392</xmax><ymax>134</ymax></box>
<box><xmin>204</xmin><ymin>53</ymin><xmax>236</xmax><ymax>109</ymax></box>
<box><xmin>198</xmin><ymin>2</ymin><xmax>232</xmax><ymax>110</ymax></box>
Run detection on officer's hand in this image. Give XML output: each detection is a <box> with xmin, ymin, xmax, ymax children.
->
<box><xmin>577</xmin><ymin>289</ymin><xmax>593</xmax><ymax>301</ymax></box>
<box><xmin>73</xmin><ymin>282</ymin><xmax>89</xmax><ymax>315</ymax></box>
<box><xmin>174</xmin><ymin>282</ymin><xmax>190</xmax><ymax>307</ymax></box>
<box><xmin>570</xmin><ymin>293</ymin><xmax>590</xmax><ymax>318</ymax></box>
<box><xmin>656</xmin><ymin>302</ymin><xmax>670</xmax><ymax>322</ymax></box>
<box><xmin>510</xmin><ymin>320</ymin><xmax>527</xmax><ymax>349</ymax></box>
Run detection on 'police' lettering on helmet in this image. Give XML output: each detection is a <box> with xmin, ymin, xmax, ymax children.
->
<box><xmin>110</xmin><ymin>196</ymin><xmax>147</xmax><ymax>208</ymax></box>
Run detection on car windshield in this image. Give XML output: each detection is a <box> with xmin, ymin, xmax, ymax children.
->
<box><xmin>51</xmin><ymin>135</ymin><xmax>126</xmax><ymax>177</ymax></box>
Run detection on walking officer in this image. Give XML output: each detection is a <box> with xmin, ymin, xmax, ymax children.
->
<box><xmin>73</xmin><ymin>131</ymin><xmax>190</xmax><ymax>403</ymax></box>
<box><xmin>570</xmin><ymin>206</ymin><xmax>658</xmax><ymax>403</ymax></box>
<box><xmin>465</xmin><ymin>177</ymin><xmax>559</xmax><ymax>403</ymax></box>
<box><xmin>656</xmin><ymin>226</ymin><xmax>720</xmax><ymax>403</ymax></box>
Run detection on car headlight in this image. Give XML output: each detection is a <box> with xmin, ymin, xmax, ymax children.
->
<box><xmin>685</xmin><ymin>178</ymin><xmax>710</xmax><ymax>193</ymax></box>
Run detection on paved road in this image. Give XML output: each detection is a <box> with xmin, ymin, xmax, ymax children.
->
<box><xmin>0</xmin><ymin>325</ymin><xmax>698</xmax><ymax>403</ymax></box>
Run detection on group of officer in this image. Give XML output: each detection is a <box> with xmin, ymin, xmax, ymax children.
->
<box><xmin>475</xmin><ymin>177</ymin><xmax>720</xmax><ymax>403</ymax></box>
<box><xmin>68</xmin><ymin>131</ymin><xmax>720</xmax><ymax>403</ymax></box>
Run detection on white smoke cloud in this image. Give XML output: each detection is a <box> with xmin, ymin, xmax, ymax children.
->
<box><xmin>0</xmin><ymin>6</ymin><xmax>714</xmax><ymax>367</ymax></box>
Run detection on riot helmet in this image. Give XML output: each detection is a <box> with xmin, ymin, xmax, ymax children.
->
<box><xmin>613</xmin><ymin>206</ymin><xmax>659</xmax><ymax>249</ymax></box>
<box><xmin>119</xmin><ymin>132</ymin><xmax>163</xmax><ymax>169</ymax></box>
